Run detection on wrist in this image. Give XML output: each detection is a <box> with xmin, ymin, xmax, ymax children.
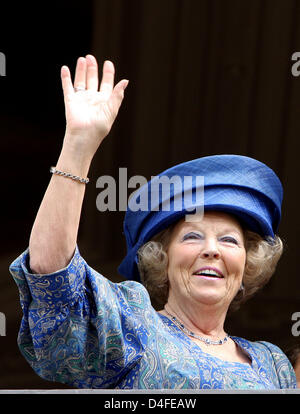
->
<box><xmin>63</xmin><ymin>128</ymin><xmax>105</xmax><ymax>159</ymax></box>
<box><xmin>57</xmin><ymin>139</ymin><xmax>92</xmax><ymax>179</ymax></box>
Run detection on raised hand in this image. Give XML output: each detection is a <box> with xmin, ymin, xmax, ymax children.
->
<box><xmin>61</xmin><ymin>55</ymin><xmax>128</xmax><ymax>160</ymax></box>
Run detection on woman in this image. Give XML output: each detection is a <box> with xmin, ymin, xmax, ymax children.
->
<box><xmin>10</xmin><ymin>55</ymin><xmax>296</xmax><ymax>389</ymax></box>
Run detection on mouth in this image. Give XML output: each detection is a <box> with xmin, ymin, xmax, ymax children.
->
<box><xmin>192</xmin><ymin>267</ymin><xmax>224</xmax><ymax>279</ymax></box>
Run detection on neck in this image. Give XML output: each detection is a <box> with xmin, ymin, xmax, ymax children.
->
<box><xmin>163</xmin><ymin>297</ymin><xmax>228</xmax><ymax>338</ymax></box>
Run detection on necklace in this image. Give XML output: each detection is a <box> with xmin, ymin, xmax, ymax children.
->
<box><xmin>164</xmin><ymin>309</ymin><xmax>229</xmax><ymax>346</ymax></box>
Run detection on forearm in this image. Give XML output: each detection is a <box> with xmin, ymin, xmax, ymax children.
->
<box><xmin>28</xmin><ymin>56</ymin><xmax>127</xmax><ymax>274</ymax></box>
<box><xmin>29</xmin><ymin>136</ymin><xmax>92</xmax><ymax>274</ymax></box>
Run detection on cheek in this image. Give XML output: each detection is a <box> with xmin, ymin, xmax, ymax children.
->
<box><xmin>167</xmin><ymin>246</ymin><xmax>196</xmax><ymax>282</ymax></box>
<box><xmin>167</xmin><ymin>245</ymin><xmax>198</xmax><ymax>272</ymax></box>
<box><xmin>225</xmin><ymin>250</ymin><xmax>246</xmax><ymax>277</ymax></box>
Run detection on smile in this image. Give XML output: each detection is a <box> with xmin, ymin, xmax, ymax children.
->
<box><xmin>193</xmin><ymin>267</ymin><xmax>224</xmax><ymax>278</ymax></box>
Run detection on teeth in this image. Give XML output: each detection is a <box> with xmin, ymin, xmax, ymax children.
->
<box><xmin>195</xmin><ymin>269</ymin><xmax>222</xmax><ymax>277</ymax></box>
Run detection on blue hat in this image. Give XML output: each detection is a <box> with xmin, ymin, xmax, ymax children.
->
<box><xmin>118</xmin><ymin>154</ymin><xmax>283</xmax><ymax>281</ymax></box>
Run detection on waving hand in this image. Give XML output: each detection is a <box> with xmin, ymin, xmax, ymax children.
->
<box><xmin>61</xmin><ymin>55</ymin><xmax>128</xmax><ymax>160</ymax></box>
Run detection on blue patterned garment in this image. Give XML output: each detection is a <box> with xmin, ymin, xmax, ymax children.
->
<box><xmin>9</xmin><ymin>246</ymin><xmax>297</xmax><ymax>389</ymax></box>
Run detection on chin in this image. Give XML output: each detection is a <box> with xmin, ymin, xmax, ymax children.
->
<box><xmin>195</xmin><ymin>295</ymin><xmax>224</xmax><ymax>306</ymax></box>
<box><xmin>192</xmin><ymin>291</ymin><xmax>227</xmax><ymax>307</ymax></box>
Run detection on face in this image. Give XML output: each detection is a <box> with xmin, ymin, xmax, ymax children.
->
<box><xmin>166</xmin><ymin>211</ymin><xmax>246</xmax><ymax>311</ymax></box>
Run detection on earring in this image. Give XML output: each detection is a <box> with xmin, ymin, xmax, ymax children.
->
<box><xmin>239</xmin><ymin>282</ymin><xmax>244</xmax><ymax>292</ymax></box>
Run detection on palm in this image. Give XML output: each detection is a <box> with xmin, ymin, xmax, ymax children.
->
<box><xmin>65</xmin><ymin>90</ymin><xmax>113</xmax><ymax>136</ymax></box>
<box><xmin>61</xmin><ymin>55</ymin><xmax>128</xmax><ymax>155</ymax></box>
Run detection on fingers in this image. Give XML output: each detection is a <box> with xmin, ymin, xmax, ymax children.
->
<box><xmin>64</xmin><ymin>56</ymin><xmax>110</xmax><ymax>93</ymax></box>
<box><xmin>86</xmin><ymin>55</ymin><xmax>98</xmax><ymax>91</ymax></box>
<box><xmin>99</xmin><ymin>60</ymin><xmax>115</xmax><ymax>99</ymax></box>
<box><xmin>61</xmin><ymin>65</ymin><xmax>74</xmax><ymax>97</ymax></box>
<box><xmin>74</xmin><ymin>57</ymin><xmax>87</xmax><ymax>90</ymax></box>
<box><xmin>61</xmin><ymin>56</ymin><xmax>129</xmax><ymax>104</ymax></box>
<box><xmin>62</xmin><ymin>55</ymin><xmax>99</xmax><ymax>93</ymax></box>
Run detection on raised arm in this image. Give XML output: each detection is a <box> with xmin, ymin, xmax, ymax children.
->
<box><xmin>29</xmin><ymin>55</ymin><xmax>128</xmax><ymax>274</ymax></box>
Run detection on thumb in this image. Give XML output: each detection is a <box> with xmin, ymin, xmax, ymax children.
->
<box><xmin>109</xmin><ymin>79</ymin><xmax>129</xmax><ymax>116</ymax></box>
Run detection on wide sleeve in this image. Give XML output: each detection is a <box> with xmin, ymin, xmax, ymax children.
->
<box><xmin>256</xmin><ymin>341</ymin><xmax>297</xmax><ymax>389</ymax></box>
<box><xmin>9</xmin><ymin>246</ymin><xmax>152</xmax><ymax>388</ymax></box>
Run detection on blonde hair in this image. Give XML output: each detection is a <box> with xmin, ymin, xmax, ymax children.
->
<box><xmin>137</xmin><ymin>224</ymin><xmax>283</xmax><ymax>312</ymax></box>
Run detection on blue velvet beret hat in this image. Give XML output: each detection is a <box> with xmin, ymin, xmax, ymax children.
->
<box><xmin>118</xmin><ymin>154</ymin><xmax>283</xmax><ymax>281</ymax></box>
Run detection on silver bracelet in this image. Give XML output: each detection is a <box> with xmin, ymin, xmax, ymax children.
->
<box><xmin>50</xmin><ymin>166</ymin><xmax>89</xmax><ymax>184</ymax></box>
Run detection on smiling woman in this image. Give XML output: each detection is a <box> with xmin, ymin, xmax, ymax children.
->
<box><xmin>138</xmin><ymin>213</ymin><xmax>283</xmax><ymax>313</ymax></box>
<box><xmin>9</xmin><ymin>55</ymin><xmax>296</xmax><ymax>389</ymax></box>
<box><xmin>137</xmin><ymin>211</ymin><xmax>285</xmax><ymax>365</ymax></box>
<box><xmin>162</xmin><ymin>213</ymin><xmax>246</xmax><ymax>310</ymax></box>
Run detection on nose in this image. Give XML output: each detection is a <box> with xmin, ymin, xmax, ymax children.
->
<box><xmin>199</xmin><ymin>238</ymin><xmax>221</xmax><ymax>259</ymax></box>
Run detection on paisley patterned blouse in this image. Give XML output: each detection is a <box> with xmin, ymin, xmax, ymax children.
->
<box><xmin>9</xmin><ymin>246</ymin><xmax>297</xmax><ymax>389</ymax></box>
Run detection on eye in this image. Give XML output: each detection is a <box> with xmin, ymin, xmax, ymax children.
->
<box><xmin>182</xmin><ymin>232</ymin><xmax>202</xmax><ymax>241</ymax></box>
<box><xmin>220</xmin><ymin>236</ymin><xmax>238</xmax><ymax>245</ymax></box>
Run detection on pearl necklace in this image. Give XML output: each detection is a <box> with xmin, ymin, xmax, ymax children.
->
<box><xmin>164</xmin><ymin>309</ymin><xmax>229</xmax><ymax>346</ymax></box>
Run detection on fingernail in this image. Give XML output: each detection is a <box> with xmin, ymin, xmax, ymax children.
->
<box><xmin>104</xmin><ymin>60</ymin><xmax>113</xmax><ymax>66</ymax></box>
